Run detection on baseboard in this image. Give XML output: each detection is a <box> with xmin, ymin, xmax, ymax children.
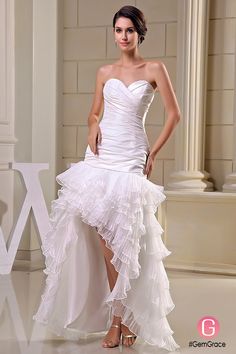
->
<box><xmin>164</xmin><ymin>260</ymin><xmax>236</xmax><ymax>276</ymax></box>
<box><xmin>13</xmin><ymin>249</ymin><xmax>45</xmax><ymax>271</ymax></box>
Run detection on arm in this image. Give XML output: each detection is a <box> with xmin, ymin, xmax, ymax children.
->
<box><xmin>150</xmin><ymin>61</ymin><xmax>181</xmax><ymax>157</ymax></box>
<box><xmin>87</xmin><ymin>66</ymin><xmax>105</xmax><ymax>155</ymax></box>
<box><xmin>145</xmin><ymin>61</ymin><xmax>181</xmax><ymax>178</ymax></box>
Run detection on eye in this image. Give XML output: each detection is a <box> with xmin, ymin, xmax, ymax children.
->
<box><xmin>127</xmin><ymin>28</ymin><xmax>134</xmax><ymax>33</ymax></box>
<box><xmin>115</xmin><ymin>28</ymin><xmax>121</xmax><ymax>33</ymax></box>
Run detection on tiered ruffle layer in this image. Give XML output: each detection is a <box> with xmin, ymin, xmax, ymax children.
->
<box><xmin>33</xmin><ymin>161</ymin><xmax>180</xmax><ymax>351</ymax></box>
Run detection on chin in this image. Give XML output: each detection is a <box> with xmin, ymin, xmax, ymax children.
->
<box><xmin>119</xmin><ymin>45</ymin><xmax>134</xmax><ymax>51</ymax></box>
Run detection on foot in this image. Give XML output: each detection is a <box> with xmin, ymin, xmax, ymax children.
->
<box><xmin>102</xmin><ymin>322</ymin><xmax>121</xmax><ymax>348</ymax></box>
<box><xmin>121</xmin><ymin>323</ymin><xmax>137</xmax><ymax>347</ymax></box>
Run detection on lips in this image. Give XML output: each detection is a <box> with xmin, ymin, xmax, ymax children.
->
<box><xmin>120</xmin><ymin>42</ymin><xmax>129</xmax><ymax>46</ymax></box>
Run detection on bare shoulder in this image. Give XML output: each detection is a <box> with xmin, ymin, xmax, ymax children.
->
<box><xmin>146</xmin><ymin>60</ymin><xmax>167</xmax><ymax>75</ymax></box>
<box><xmin>96</xmin><ymin>64</ymin><xmax>115</xmax><ymax>85</ymax></box>
<box><xmin>139</xmin><ymin>60</ymin><xmax>165</xmax><ymax>90</ymax></box>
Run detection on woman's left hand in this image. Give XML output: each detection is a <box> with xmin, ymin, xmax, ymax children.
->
<box><xmin>144</xmin><ymin>152</ymin><xmax>156</xmax><ymax>179</ymax></box>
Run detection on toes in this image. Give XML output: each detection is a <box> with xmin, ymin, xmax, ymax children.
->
<box><xmin>123</xmin><ymin>335</ymin><xmax>136</xmax><ymax>346</ymax></box>
<box><xmin>102</xmin><ymin>339</ymin><xmax>113</xmax><ymax>347</ymax></box>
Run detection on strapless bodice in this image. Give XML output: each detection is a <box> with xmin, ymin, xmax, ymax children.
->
<box><xmin>84</xmin><ymin>78</ymin><xmax>156</xmax><ymax>175</ymax></box>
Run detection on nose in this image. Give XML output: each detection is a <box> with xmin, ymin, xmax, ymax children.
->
<box><xmin>122</xmin><ymin>31</ymin><xmax>127</xmax><ymax>40</ymax></box>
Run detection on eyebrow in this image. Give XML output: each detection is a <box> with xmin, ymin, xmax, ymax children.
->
<box><xmin>114</xmin><ymin>26</ymin><xmax>135</xmax><ymax>29</ymax></box>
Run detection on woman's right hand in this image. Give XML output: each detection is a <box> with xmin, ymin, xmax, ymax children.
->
<box><xmin>87</xmin><ymin>122</ymin><xmax>102</xmax><ymax>155</ymax></box>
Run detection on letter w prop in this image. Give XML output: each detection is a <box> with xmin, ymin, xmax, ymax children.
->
<box><xmin>0</xmin><ymin>163</ymin><xmax>51</xmax><ymax>274</ymax></box>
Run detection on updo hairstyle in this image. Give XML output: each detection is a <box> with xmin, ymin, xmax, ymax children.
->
<box><xmin>112</xmin><ymin>5</ymin><xmax>147</xmax><ymax>46</ymax></box>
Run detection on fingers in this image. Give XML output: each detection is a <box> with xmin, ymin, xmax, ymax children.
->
<box><xmin>89</xmin><ymin>141</ymin><xmax>97</xmax><ymax>155</ymax></box>
<box><xmin>145</xmin><ymin>157</ymin><xmax>152</xmax><ymax>179</ymax></box>
<box><xmin>94</xmin><ymin>142</ymin><xmax>98</xmax><ymax>155</ymax></box>
<box><xmin>90</xmin><ymin>141</ymin><xmax>96</xmax><ymax>155</ymax></box>
<box><xmin>145</xmin><ymin>160</ymin><xmax>149</xmax><ymax>177</ymax></box>
<box><xmin>95</xmin><ymin>137</ymin><xmax>99</xmax><ymax>155</ymax></box>
<box><xmin>94</xmin><ymin>131</ymin><xmax>102</xmax><ymax>155</ymax></box>
<box><xmin>98</xmin><ymin>129</ymin><xmax>102</xmax><ymax>144</ymax></box>
<box><xmin>91</xmin><ymin>132</ymin><xmax>102</xmax><ymax>155</ymax></box>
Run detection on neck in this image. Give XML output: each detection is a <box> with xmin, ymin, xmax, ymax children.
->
<box><xmin>118</xmin><ymin>48</ymin><xmax>143</xmax><ymax>67</ymax></box>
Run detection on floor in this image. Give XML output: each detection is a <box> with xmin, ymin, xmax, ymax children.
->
<box><xmin>0</xmin><ymin>268</ymin><xmax>235</xmax><ymax>354</ymax></box>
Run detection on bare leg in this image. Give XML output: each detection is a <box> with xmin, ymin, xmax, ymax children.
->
<box><xmin>98</xmin><ymin>234</ymin><xmax>136</xmax><ymax>347</ymax></box>
<box><xmin>98</xmin><ymin>235</ymin><xmax>121</xmax><ymax>347</ymax></box>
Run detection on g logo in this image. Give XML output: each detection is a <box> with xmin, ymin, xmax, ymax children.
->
<box><xmin>197</xmin><ymin>316</ymin><xmax>220</xmax><ymax>338</ymax></box>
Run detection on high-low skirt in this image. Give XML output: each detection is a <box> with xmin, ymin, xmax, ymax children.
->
<box><xmin>32</xmin><ymin>160</ymin><xmax>180</xmax><ymax>352</ymax></box>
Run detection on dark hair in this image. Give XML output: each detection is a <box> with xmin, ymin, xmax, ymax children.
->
<box><xmin>112</xmin><ymin>5</ymin><xmax>147</xmax><ymax>46</ymax></box>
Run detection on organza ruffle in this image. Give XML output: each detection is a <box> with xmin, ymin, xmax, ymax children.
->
<box><xmin>33</xmin><ymin>161</ymin><xmax>180</xmax><ymax>351</ymax></box>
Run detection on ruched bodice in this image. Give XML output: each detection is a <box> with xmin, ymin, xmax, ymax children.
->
<box><xmin>84</xmin><ymin>78</ymin><xmax>155</xmax><ymax>175</ymax></box>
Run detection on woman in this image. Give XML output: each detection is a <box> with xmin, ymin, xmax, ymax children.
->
<box><xmin>33</xmin><ymin>5</ymin><xmax>181</xmax><ymax>352</ymax></box>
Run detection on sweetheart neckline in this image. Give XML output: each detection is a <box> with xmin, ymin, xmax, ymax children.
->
<box><xmin>104</xmin><ymin>78</ymin><xmax>155</xmax><ymax>92</ymax></box>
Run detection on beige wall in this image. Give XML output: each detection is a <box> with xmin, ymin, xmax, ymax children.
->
<box><xmin>63</xmin><ymin>0</ymin><xmax>236</xmax><ymax>192</ymax></box>
<box><xmin>1</xmin><ymin>0</ymin><xmax>235</xmax><ymax>273</ymax></box>
<box><xmin>205</xmin><ymin>0</ymin><xmax>236</xmax><ymax>191</ymax></box>
<box><xmin>62</xmin><ymin>0</ymin><xmax>178</xmax><ymax>188</ymax></box>
<box><xmin>61</xmin><ymin>0</ymin><xmax>236</xmax><ymax>275</ymax></box>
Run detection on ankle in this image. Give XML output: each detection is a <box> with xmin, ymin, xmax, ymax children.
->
<box><xmin>112</xmin><ymin>315</ymin><xmax>121</xmax><ymax>326</ymax></box>
<box><xmin>121</xmin><ymin>323</ymin><xmax>133</xmax><ymax>332</ymax></box>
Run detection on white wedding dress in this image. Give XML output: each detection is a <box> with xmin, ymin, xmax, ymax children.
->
<box><xmin>33</xmin><ymin>78</ymin><xmax>180</xmax><ymax>351</ymax></box>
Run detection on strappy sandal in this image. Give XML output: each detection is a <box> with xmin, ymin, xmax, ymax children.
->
<box><xmin>121</xmin><ymin>332</ymin><xmax>137</xmax><ymax>346</ymax></box>
<box><xmin>102</xmin><ymin>324</ymin><xmax>121</xmax><ymax>348</ymax></box>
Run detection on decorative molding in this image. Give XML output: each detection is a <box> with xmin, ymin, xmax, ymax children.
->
<box><xmin>13</xmin><ymin>249</ymin><xmax>44</xmax><ymax>271</ymax></box>
<box><xmin>165</xmin><ymin>261</ymin><xmax>236</xmax><ymax>276</ymax></box>
<box><xmin>160</xmin><ymin>190</ymin><xmax>236</xmax><ymax>276</ymax></box>
<box><xmin>223</xmin><ymin>174</ymin><xmax>236</xmax><ymax>192</ymax></box>
<box><xmin>164</xmin><ymin>190</ymin><xmax>236</xmax><ymax>202</ymax></box>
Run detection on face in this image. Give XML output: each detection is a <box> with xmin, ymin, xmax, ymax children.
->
<box><xmin>113</xmin><ymin>16</ymin><xmax>139</xmax><ymax>50</ymax></box>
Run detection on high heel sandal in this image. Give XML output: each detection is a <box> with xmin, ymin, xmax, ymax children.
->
<box><xmin>122</xmin><ymin>333</ymin><xmax>137</xmax><ymax>346</ymax></box>
<box><xmin>102</xmin><ymin>324</ymin><xmax>121</xmax><ymax>348</ymax></box>
<box><xmin>121</xmin><ymin>325</ymin><xmax>137</xmax><ymax>347</ymax></box>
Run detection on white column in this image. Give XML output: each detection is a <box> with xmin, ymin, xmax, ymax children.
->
<box><xmin>0</xmin><ymin>0</ymin><xmax>16</xmax><ymax>161</ymax></box>
<box><xmin>28</xmin><ymin>0</ymin><xmax>63</xmax><ymax>254</ymax></box>
<box><xmin>0</xmin><ymin>0</ymin><xmax>63</xmax><ymax>268</ymax></box>
<box><xmin>0</xmin><ymin>0</ymin><xmax>16</xmax><ymax>238</ymax></box>
<box><xmin>167</xmin><ymin>0</ymin><xmax>214</xmax><ymax>192</ymax></box>
<box><xmin>223</xmin><ymin>24</ymin><xmax>236</xmax><ymax>192</ymax></box>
